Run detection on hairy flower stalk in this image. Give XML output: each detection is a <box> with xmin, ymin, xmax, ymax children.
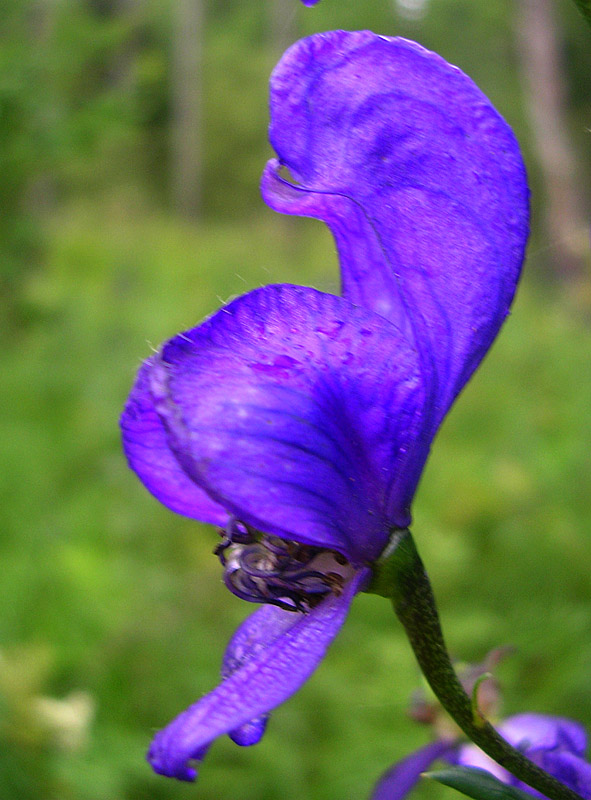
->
<box><xmin>369</xmin><ymin>529</ymin><xmax>585</xmax><ymax>800</ymax></box>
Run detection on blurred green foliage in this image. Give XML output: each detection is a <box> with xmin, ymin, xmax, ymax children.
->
<box><xmin>1</xmin><ymin>1</ymin><xmax>590</xmax><ymax>799</ymax></box>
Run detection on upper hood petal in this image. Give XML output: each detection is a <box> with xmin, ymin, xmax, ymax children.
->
<box><xmin>263</xmin><ymin>31</ymin><xmax>529</xmax><ymax>450</ymax></box>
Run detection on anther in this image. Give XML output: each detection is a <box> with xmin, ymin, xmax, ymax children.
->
<box><xmin>215</xmin><ymin>518</ymin><xmax>355</xmax><ymax>612</ymax></box>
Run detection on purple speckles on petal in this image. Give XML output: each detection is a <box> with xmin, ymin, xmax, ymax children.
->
<box><xmin>251</xmin><ymin>354</ymin><xmax>301</xmax><ymax>376</ymax></box>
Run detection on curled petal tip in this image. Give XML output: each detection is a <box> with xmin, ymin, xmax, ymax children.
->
<box><xmin>146</xmin><ymin>570</ymin><xmax>368</xmax><ymax>782</ymax></box>
<box><xmin>148</xmin><ymin>742</ymin><xmax>208</xmax><ymax>782</ymax></box>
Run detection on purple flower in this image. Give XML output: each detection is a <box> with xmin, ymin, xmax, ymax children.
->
<box><xmin>371</xmin><ymin>714</ymin><xmax>591</xmax><ymax>800</ymax></box>
<box><xmin>120</xmin><ymin>31</ymin><xmax>528</xmax><ymax>782</ymax></box>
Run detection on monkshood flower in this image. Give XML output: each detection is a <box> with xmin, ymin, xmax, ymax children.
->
<box><xmin>120</xmin><ymin>31</ymin><xmax>528</xmax><ymax>782</ymax></box>
<box><xmin>370</xmin><ymin>713</ymin><xmax>591</xmax><ymax>800</ymax></box>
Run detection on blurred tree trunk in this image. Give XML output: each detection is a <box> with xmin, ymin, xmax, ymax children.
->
<box><xmin>267</xmin><ymin>0</ymin><xmax>299</xmax><ymax>251</ymax></box>
<box><xmin>268</xmin><ymin>0</ymin><xmax>296</xmax><ymax>57</ymax></box>
<box><xmin>171</xmin><ymin>0</ymin><xmax>203</xmax><ymax>218</ymax></box>
<box><xmin>107</xmin><ymin>0</ymin><xmax>141</xmax><ymax>92</ymax></box>
<box><xmin>515</xmin><ymin>0</ymin><xmax>589</xmax><ymax>289</ymax></box>
<box><xmin>26</xmin><ymin>0</ymin><xmax>59</xmax><ymax>216</ymax></box>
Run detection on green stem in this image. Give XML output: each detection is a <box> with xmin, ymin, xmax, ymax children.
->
<box><xmin>572</xmin><ymin>0</ymin><xmax>591</xmax><ymax>29</ymax></box>
<box><xmin>367</xmin><ymin>529</ymin><xmax>584</xmax><ymax>800</ymax></box>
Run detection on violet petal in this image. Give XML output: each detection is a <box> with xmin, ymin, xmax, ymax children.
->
<box><xmin>499</xmin><ymin>713</ymin><xmax>587</xmax><ymax>757</ymax></box>
<box><xmin>222</xmin><ymin>604</ymin><xmax>297</xmax><ymax>747</ymax></box>
<box><xmin>148</xmin><ymin>284</ymin><xmax>425</xmax><ymax>561</ymax></box>
<box><xmin>537</xmin><ymin>750</ymin><xmax>591</xmax><ymax>799</ymax></box>
<box><xmin>120</xmin><ymin>360</ymin><xmax>228</xmax><ymax>525</ymax></box>
<box><xmin>147</xmin><ymin>568</ymin><xmax>369</xmax><ymax>781</ymax></box>
<box><xmin>262</xmin><ymin>31</ymin><xmax>528</xmax><ymax>495</ymax></box>
<box><xmin>370</xmin><ymin>740</ymin><xmax>453</xmax><ymax>800</ymax></box>
<box><xmin>502</xmin><ymin>713</ymin><xmax>591</xmax><ymax>798</ymax></box>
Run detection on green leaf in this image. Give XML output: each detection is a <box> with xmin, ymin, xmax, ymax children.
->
<box><xmin>425</xmin><ymin>766</ymin><xmax>536</xmax><ymax>800</ymax></box>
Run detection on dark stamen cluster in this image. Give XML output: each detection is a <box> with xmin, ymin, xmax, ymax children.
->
<box><xmin>215</xmin><ymin>518</ymin><xmax>353</xmax><ymax>612</ymax></box>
